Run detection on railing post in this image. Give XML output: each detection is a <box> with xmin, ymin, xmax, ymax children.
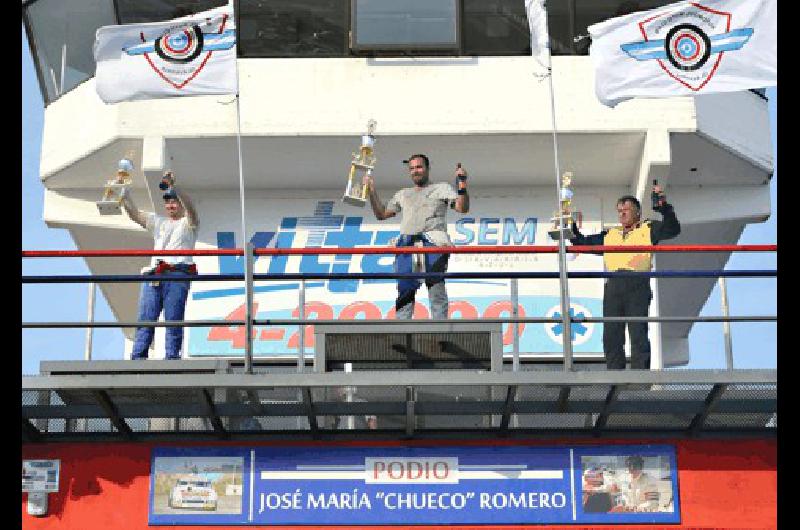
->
<box><xmin>345</xmin><ymin>362</ymin><xmax>354</xmax><ymax>430</ymax></box>
<box><xmin>719</xmin><ymin>276</ymin><xmax>734</xmax><ymax>371</ymax></box>
<box><xmin>296</xmin><ymin>281</ymin><xmax>307</xmax><ymax>430</ymax></box>
<box><xmin>511</xmin><ymin>278</ymin><xmax>519</xmax><ymax>372</ymax></box>
<box><xmin>84</xmin><ymin>282</ymin><xmax>96</xmax><ymax>361</ymax></box>
<box><xmin>298</xmin><ymin>280</ymin><xmax>306</xmax><ymax>373</ymax></box>
<box><xmin>558</xmin><ymin>238</ymin><xmax>573</xmax><ymax>372</ymax></box>
<box><xmin>245</xmin><ymin>242</ymin><xmax>254</xmax><ymax>374</ymax></box>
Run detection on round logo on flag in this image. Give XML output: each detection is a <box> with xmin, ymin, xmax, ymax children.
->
<box><xmin>664</xmin><ymin>23</ymin><xmax>711</xmax><ymax>72</ymax></box>
<box><xmin>155</xmin><ymin>25</ymin><xmax>205</xmax><ymax>64</ymax></box>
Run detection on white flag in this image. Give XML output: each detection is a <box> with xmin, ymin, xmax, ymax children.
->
<box><xmin>588</xmin><ymin>0</ymin><xmax>776</xmax><ymax>107</ymax></box>
<box><xmin>524</xmin><ymin>0</ymin><xmax>550</xmax><ymax>70</ymax></box>
<box><xmin>94</xmin><ymin>5</ymin><xmax>237</xmax><ymax>104</ymax></box>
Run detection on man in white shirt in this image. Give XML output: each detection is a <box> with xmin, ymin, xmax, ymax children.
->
<box><xmin>121</xmin><ymin>172</ymin><xmax>199</xmax><ymax>359</ymax></box>
<box><xmin>365</xmin><ymin>154</ymin><xmax>470</xmax><ymax>319</ymax></box>
<box><xmin>611</xmin><ymin>455</ymin><xmax>661</xmax><ymax>512</ymax></box>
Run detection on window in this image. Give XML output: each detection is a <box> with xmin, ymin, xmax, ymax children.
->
<box><xmin>23</xmin><ymin>0</ymin><xmax>690</xmax><ymax>105</ymax></box>
<box><xmin>351</xmin><ymin>0</ymin><xmax>458</xmax><ymax>51</ymax></box>
<box><xmin>462</xmin><ymin>0</ymin><xmax>529</xmax><ymax>55</ymax></box>
<box><xmin>116</xmin><ymin>0</ymin><xmax>228</xmax><ymax>24</ymax></box>
<box><xmin>573</xmin><ymin>0</ymin><xmax>680</xmax><ymax>55</ymax></box>
<box><xmin>24</xmin><ymin>0</ymin><xmax>116</xmax><ymax>104</ymax></box>
<box><xmin>238</xmin><ymin>0</ymin><xmax>348</xmax><ymax>57</ymax></box>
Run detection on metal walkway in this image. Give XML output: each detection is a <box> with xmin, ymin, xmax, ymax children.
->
<box><xmin>22</xmin><ymin>361</ymin><xmax>776</xmax><ymax>442</ymax></box>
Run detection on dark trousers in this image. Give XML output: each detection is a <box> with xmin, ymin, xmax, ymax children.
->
<box><xmin>603</xmin><ymin>277</ymin><xmax>652</xmax><ymax>370</ymax></box>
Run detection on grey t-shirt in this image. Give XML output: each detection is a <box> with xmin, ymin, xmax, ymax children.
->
<box><xmin>386</xmin><ymin>182</ymin><xmax>458</xmax><ymax>246</ymax></box>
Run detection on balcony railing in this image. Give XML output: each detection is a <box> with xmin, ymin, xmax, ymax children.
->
<box><xmin>22</xmin><ymin>243</ymin><xmax>777</xmax><ymax>441</ymax></box>
<box><xmin>23</xmin><ymin>244</ymin><xmax>777</xmax><ymax>372</ymax></box>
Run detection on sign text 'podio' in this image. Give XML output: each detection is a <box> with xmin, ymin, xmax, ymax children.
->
<box><xmin>365</xmin><ymin>457</ymin><xmax>459</xmax><ymax>484</ymax></box>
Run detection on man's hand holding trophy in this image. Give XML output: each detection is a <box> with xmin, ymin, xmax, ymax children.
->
<box><xmin>342</xmin><ymin>119</ymin><xmax>377</xmax><ymax>207</ymax></box>
<box><xmin>548</xmin><ymin>171</ymin><xmax>582</xmax><ymax>240</ymax></box>
<box><xmin>96</xmin><ymin>155</ymin><xmax>134</xmax><ymax>215</ymax></box>
<box><xmin>159</xmin><ymin>171</ymin><xmax>175</xmax><ymax>192</ymax></box>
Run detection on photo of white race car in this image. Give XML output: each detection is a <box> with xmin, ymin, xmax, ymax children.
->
<box><xmin>167</xmin><ymin>476</ymin><xmax>219</xmax><ymax>511</ymax></box>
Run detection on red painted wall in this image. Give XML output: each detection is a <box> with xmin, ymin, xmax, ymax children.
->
<box><xmin>21</xmin><ymin>438</ymin><xmax>776</xmax><ymax>529</ymax></box>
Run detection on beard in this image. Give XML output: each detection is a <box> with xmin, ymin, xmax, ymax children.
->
<box><xmin>411</xmin><ymin>174</ymin><xmax>429</xmax><ymax>186</ymax></box>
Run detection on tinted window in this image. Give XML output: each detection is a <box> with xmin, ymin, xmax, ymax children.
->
<box><xmin>352</xmin><ymin>0</ymin><xmax>458</xmax><ymax>49</ymax></box>
<box><xmin>25</xmin><ymin>0</ymin><xmax>116</xmax><ymax>104</ymax></box>
<box><xmin>462</xmin><ymin>0</ymin><xmax>529</xmax><ymax>55</ymax></box>
<box><xmin>116</xmin><ymin>0</ymin><xmax>228</xmax><ymax>23</ymax></box>
<box><xmin>573</xmin><ymin>0</ymin><xmax>680</xmax><ymax>55</ymax></box>
<box><xmin>23</xmin><ymin>0</ymin><xmax>687</xmax><ymax>106</ymax></box>
<box><xmin>238</xmin><ymin>0</ymin><xmax>348</xmax><ymax>57</ymax></box>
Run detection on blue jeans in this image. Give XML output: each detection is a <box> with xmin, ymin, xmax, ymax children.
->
<box><xmin>395</xmin><ymin>280</ymin><xmax>450</xmax><ymax>320</ymax></box>
<box><xmin>394</xmin><ymin>234</ymin><xmax>449</xmax><ymax>320</ymax></box>
<box><xmin>131</xmin><ymin>271</ymin><xmax>191</xmax><ymax>359</ymax></box>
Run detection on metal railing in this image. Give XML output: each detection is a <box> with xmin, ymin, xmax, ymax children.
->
<box><xmin>22</xmin><ymin>244</ymin><xmax>777</xmax><ymax>373</ymax></box>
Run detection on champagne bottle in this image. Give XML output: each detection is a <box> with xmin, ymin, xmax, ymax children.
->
<box><xmin>651</xmin><ymin>179</ymin><xmax>662</xmax><ymax>210</ymax></box>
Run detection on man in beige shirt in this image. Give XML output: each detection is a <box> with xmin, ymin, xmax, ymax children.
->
<box><xmin>365</xmin><ymin>154</ymin><xmax>469</xmax><ymax>319</ymax></box>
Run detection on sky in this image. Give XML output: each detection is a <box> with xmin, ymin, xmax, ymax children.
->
<box><xmin>21</xmin><ymin>28</ymin><xmax>776</xmax><ymax>376</ymax></box>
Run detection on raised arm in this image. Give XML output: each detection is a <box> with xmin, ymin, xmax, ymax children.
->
<box><xmin>120</xmin><ymin>189</ymin><xmax>148</xmax><ymax>229</ymax></box>
<box><xmin>649</xmin><ymin>202</ymin><xmax>680</xmax><ymax>244</ymax></box>
<box><xmin>162</xmin><ymin>171</ymin><xmax>198</xmax><ymax>228</ymax></box>
<box><xmin>173</xmin><ymin>184</ymin><xmax>199</xmax><ymax>229</ymax></box>
<box><xmin>454</xmin><ymin>163</ymin><xmax>469</xmax><ymax>213</ymax></box>
<box><xmin>569</xmin><ymin>223</ymin><xmax>607</xmax><ymax>247</ymax></box>
<box><xmin>365</xmin><ymin>174</ymin><xmax>397</xmax><ymax>221</ymax></box>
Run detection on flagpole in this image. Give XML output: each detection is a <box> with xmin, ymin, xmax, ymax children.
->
<box><xmin>229</xmin><ymin>0</ymin><xmax>247</xmax><ymax>249</ymax></box>
<box><xmin>230</xmin><ymin>0</ymin><xmax>253</xmax><ymax>373</ymax></box>
<box><xmin>234</xmin><ymin>96</ymin><xmax>247</xmax><ymax>261</ymax></box>
<box><xmin>541</xmin><ymin>12</ymin><xmax>574</xmax><ymax>371</ymax></box>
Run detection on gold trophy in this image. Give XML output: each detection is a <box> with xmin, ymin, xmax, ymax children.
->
<box><xmin>548</xmin><ymin>171</ymin><xmax>581</xmax><ymax>240</ymax></box>
<box><xmin>96</xmin><ymin>155</ymin><xmax>134</xmax><ymax>215</ymax></box>
<box><xmin>342</xmin><ymin>119</ymin><xmax>377</xmax><ymax>207</ymax></box>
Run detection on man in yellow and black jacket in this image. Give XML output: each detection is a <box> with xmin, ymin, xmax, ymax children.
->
<box><xmin>569</xmin><ymin>184</ymin><xmax>680</xmax><ymax>369</ymax></box>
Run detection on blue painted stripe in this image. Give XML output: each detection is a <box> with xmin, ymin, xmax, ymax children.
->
<box><xmin>621</xmin><ymin>39</ymin><xmax>662</xmax><ymax>52</ymax></box>
<box><xmin>627</xmin><ymin>49</ymin><xmax>667</xmax><ymax>60</ymax></box>
<box><xmin>711</xmin><ymin>41</ymin><xmax>747</xmax><ymax>53</ymax></box>
<box><xmin>203</xmin><ymin>30</ymin><xmax>236</xmax><ymax>50</ymax></box>
<box><xmin>295</xmin><ymin>218</ymin><xmax>343</xmax><ymax>227</ymax></box>
<box><xmin>710</xmin><ymin>28</ymin><xmax>753</xmax><ymax>53</ymax></box>
<box><xmin>620</xmin><ymin>39</ymin><xmax>664</xmax><ymax>61</ymax></box>
<box><xmin>447</xmin><ymin>279</ymin><xmax>510</xmax><ymax>287</ymax></box>
<box><xmin>709</xmin><ymin>28</ymin><xmax>754</xmax><ymax>41</ymax></box>
<box><xmin>124</xmin><ymin>43</ymin><xmax>155</xmax><ymax>55</ymax></box>
<box><xmin>191</xmin><ymin>279</ymin><xmax>506</xmax><ymax>301</ymax></box>
<box><xmin>192</xmin><ymin>282</ymin><xmax>325</xmax><ymax>300</ymax></box>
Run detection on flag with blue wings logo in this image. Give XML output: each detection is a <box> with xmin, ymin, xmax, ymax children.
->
<box><xmin>93</xmin><ymin>5</ymin><xmax>236</xmax><ymax>104</ymax></box>
<box><xmin>588</xmin><ymin>0</ymin><xmax>775</xmax><ymax>107</ymax></box>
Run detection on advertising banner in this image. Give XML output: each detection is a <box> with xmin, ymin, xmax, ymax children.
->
<box><xmin>22</xmin><ymin>460</ymin><xmax>60</xmax><ymax>493</ymax></box>
<box><xmin>186</xmin><ymin>194</ymin><xmax>608</xmax><ymax>359</ymax></box>
<box><xmin>149</xmin><ymin>444</ymin><xmax>680</xmax><ymax>525</ymax></box>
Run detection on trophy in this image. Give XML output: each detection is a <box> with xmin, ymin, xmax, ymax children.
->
<box><xmin>342</xmin><ymin>119</ymin><xmax>377</xmax><ymax>207</ymax></box>
<box><xmin>158</xmin><ymin>171</ymin><xmax>176</xmax><ymax>194</ymax></box>
<box><xmin>96</xmin><ymin>155</ymin><xmax>134</xmax><ymax>215</ymax></box>
<box><xmin>548</xmin><ymin>171</ymin><xmax>581</xmax><ymax>240</ymax></box>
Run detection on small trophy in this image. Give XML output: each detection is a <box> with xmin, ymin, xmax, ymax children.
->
<box><xmin>342</xmin><ymin>119</ymin><xmax>377</xmax><ymax>207</ymax></box>
<box><xmin>96</xmin><ymin>156</ymin><xmax>134</xmax><ymax>215</ymax></box>
<box><xmin>548</xmin><ymin>171</ymin><xmax>581</xmax><ymax>240</ymax></box>
<box><xmin>158</xmin><ymin>171</ymin><xmax>175</xmax><ymax>193</ymax></box>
